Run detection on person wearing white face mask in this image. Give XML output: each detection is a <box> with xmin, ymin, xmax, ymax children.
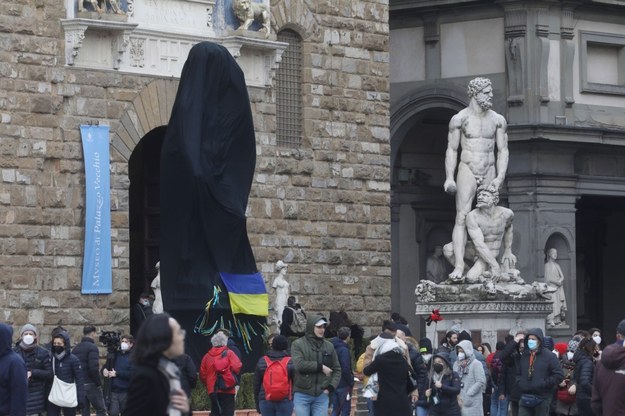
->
<box><xmin>131</xmin><ymin>292</ymin><xmax>154</xmax><ymax>337</ymax></box>
<box><xmin>452</xmin><ymin>340</ymin><xmax>485</xmax><ymax>416</ymax></box>
<box><xmin>103</xmin><ymin>335</ymin><xmax>134</xmax><ymax>416</ymax></box>
<box><xmin>14</xmin><ymin>323</ymin><xmax>53</xmax><ymax>415</ymax></box>
<box><xmin>589</xmin><ymin>327</ymin><xmax>603</xmax><ymax>359</ymax></box>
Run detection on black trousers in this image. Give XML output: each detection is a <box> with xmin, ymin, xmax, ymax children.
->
<box><xmin>210</xmin><ymin>393</ymin><xmax>235</xmax><ymax>416</ymax></box>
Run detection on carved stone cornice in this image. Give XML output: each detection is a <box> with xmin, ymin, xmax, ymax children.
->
<box><xmin>222</xmin><ymin>34</ymin><xmax>287</xmax><ymax>87</ymax></box>
<box><xmin>535</xmin><ymin>8</ymin><xmax>549</xmax><ymax>38</ymax></box>
<box><xmin>560</xmin><ymin>8</ymin><xmax>575</xmax><ymax>40</ymax></box>
<box><xmin>504</xmin><ymin>8</ymin><xmax>527</xmax><ymax>38</ymax></box>
<box><xmin>60</xmin><ymin>19</ymin><xmax>138</xmax><ymax>66</ymax></box>
<box><xmin>416</xmin><ymin>301</ymin><xmax>553</xmax><ymax>315</ymax></box>
<box><xmin>423</xmin><ymin>14</ymin><xmax>439</xmax><ymax>44</ymax></box>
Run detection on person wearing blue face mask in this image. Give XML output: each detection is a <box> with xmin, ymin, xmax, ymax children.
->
<box><xmin>516</xmin><ymin>328</ymin><xmax>563</xmax><ymax>416</ymax></box>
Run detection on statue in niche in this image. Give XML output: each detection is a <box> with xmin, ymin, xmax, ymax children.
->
<box><xmin>78</xmin><ymin>0</ymin><xmax>123</xmax><ymax>14</ymax></box>
<box><xmin>443</xmin><ymin>186</ymin><xmax>521</xmax><ymax>284</ymax></box>
<box><xmin>444</xmin><ymin>77</ymin><xmax>509</xmax><ymax>281</ymax></box>
<box><xmin>271</xmin><ymin>260</ymin><xmax>289</xmax><ymax>326</ymax></box>
<box><xmin>544</xmin><ymin>248</ymin><xmax>567</xmax><ymax>326</ymax></box>
<box><xmin>151</xmin><ymin>261</ymin><xmax>163</xmax><ymax>314</ymax></box>
<box><xmin>426</xmin><ymin>245</ymin><xmax>447</xmax><ymax>283</ymax></box>
<box><xmin>233</xmin><ymin>0</ymin><xmax>271</xmax><ymax>36</ymax></box>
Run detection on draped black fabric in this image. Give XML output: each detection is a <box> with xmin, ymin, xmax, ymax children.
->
<box><xmin>159</xmin><ymin>42</ymin><xmax>262</xmax><ymax>369</ymax></box>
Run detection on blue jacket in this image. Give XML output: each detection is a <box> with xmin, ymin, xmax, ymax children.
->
<box><xmin>109</xmin><ymin>350</ymin><xmax>133</xmax><ymax>393</ymax></box>
<box><xmin>331</xmin><ymin>337</ymin><xmax>354</xmax><ymax>389</ymax></box>
<box><xmin>0</xmin><ymin>323</ymin><xmax>28</xmax><ymax>416</ymax></box>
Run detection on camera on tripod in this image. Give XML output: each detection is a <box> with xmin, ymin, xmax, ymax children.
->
<box><xmin>99</xmin><ymin>330</ymin><xmax>121</xmax><ymax>353</ymax></box>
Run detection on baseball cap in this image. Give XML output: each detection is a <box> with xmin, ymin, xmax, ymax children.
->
<box><xmin>315</xmin><ymin>318</ymin><xmax>328</xmax><ymax>327</ymax></box>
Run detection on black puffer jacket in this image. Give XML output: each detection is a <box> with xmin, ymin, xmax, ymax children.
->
<box><xmin>572</xmin><ymin>349</ymin><xmax>594</xmax><ymax>400</ymax></box>
<box><xmin>14</xmin><ymin>344</ymin><xmax>53</xmax><ymax>414</ymax></box>
<box><xmin>516</xmin><ymin>328</ymin><xmax>564</xmax><ymax>398</ymax></box>
<box><xmin>72</xmin><ymin>336</ymin><xmax>101</xmax><ymax>385</ymax></box>
<box><xmin>52</xmin><ymin>332</ymin><xmax>86</xmax><ymax>407</ymax></box>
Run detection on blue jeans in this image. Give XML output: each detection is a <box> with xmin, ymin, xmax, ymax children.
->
<box><xmin>415</xmin><ymin>405</ymin><xmax>428</xmax><ymax>416</ymax></box>
<box><xmin>366</xmin><ymin>398</ymin><xmax>375</xmax><ymax>416</ymax></box>
<box><xmin>330</xmin><ymin>386</ymin><xmax>352</xmax><ymax>416</ymax></box>
<box><xmin>293</xmin><ymin>391</ymin><xmax>329</xmax><ymax>416</ymax></box>
<box><xmin>259</xmin><ymin>399</ymin><xmax>295</xmax><ymax>416</ymax></box>
<box><xmin>490</xmin><ymin>387</ymin><xmax>510</xmax><ymax>416</ymax></box>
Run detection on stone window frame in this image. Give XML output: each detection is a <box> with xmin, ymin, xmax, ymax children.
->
<box><xmin>579</xmin><ymin>30</ymin><xmax>625</xmax><ymax>95</ymax></box>
<box><xmin>276</xmin><ymin>29</ymin><xmax>303</xmax><ymax>148</ymax></box>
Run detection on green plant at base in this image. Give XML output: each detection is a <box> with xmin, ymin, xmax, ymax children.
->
<box><xmin>192</xmin><ymin>373</ymin><xmax>256</xmax><ymax>411</ymax></box>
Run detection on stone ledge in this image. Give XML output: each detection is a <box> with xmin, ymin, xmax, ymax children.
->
<box><xmin>416</xmin><ymin>300</ymin><xmax>553</xmax><ymax>315</ymax></box>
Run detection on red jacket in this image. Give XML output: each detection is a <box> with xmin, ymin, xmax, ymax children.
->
<box><xmin>200</xmin><ymin>346</ymin><xmax>242</xmax><ymax>395</ymax></box>
<box><xmin>591</xmin><ymin>343</ymin><xmax>625</xmax><ymax>416</ymax></box>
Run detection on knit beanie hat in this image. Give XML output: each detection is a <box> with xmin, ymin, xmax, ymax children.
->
<box><xmin>419</xmin><ymin>337</ymin><xmax>433</xmax><ymax>354</ymax></box>
<box><xmin>272</xmin><ymin>335</ymin><xmax>289</xmax><ymax>351</ymax></box>
<box><xmin>567</xmin><ymin>337</ymin><xmax>580</xmax><ymax>352</ymax></box>
<box><xmin>20</xmin><ymin>323</ymin><xmax>38</xmax><ymax>338</ymax></box>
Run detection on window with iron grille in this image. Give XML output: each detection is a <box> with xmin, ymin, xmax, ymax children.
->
<box><xmin>276</xmin><ymin>29</ymin><xmax>303</xmax><ymax>147</ymax></box>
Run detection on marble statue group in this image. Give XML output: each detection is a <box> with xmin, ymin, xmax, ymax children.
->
<box><xmin>415</xmin><ymin>78</ymin><xmax>567</xmax><ymax>325</ymax></box>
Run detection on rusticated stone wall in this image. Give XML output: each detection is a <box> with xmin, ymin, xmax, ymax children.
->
<box><xmin>0</xmin><ymin>0</ymin><xmax>390</xmax><ymax>343</ymax></box>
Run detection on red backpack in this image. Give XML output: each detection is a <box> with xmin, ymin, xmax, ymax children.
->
<box><xmin>214</xmin><ymin>350</ymin><xmax>238</xmax><ymax>391</ymax></box>
<box><xmin>262</xmin><ymin>356</ymin><xmax>291</xmax><ymax>401</ymax></box>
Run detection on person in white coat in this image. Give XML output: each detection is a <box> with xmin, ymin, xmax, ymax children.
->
<box><xmin>453</xmin><ymin>340</ymin><xmax>486</xmax><ymax>416</ymax></box>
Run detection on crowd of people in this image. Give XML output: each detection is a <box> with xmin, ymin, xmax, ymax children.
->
<box><xmin>2</xmin><ymin>313</ymin><xmax>625</xmax><ymax>416</ymax></box>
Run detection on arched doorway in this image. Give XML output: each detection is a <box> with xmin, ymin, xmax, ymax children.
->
<box><xmin>128</xmin><ymin>126</ymin><xmax>165</xmax><ymax>335</ymax></box>
<box><xmin>391</xmin><ymin>105</ymin><xmax>459</xmax><ymax>333</ymax></box>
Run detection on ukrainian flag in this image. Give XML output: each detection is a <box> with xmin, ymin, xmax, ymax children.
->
<box><xmin>219</xmin><ymin>272</ymin><xmax>269</xmax><ymax>317</ymax></box>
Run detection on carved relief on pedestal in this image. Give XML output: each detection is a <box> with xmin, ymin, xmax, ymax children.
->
<box><xmin>129</xmin><ymin>38</ymin><xmax>145</xmax><ymax>68</ymax></box>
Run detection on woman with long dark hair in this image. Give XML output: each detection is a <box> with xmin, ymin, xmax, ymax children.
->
<box><xmin>123</xmin><ymin>313</ymin><xmax>189</xmax><ymax>416</ymax></box>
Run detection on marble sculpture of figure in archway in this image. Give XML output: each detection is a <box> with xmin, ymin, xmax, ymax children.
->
<box><xmin>544</xmin><ymin>248</ymin><xmax>567</xmax><ymax>326</ymax></box>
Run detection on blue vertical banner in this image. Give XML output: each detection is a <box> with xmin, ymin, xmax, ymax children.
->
<box><xmin>80</xmin><ymin>125</ymin><xmax>112</xmax><ymax>294</ymax></box>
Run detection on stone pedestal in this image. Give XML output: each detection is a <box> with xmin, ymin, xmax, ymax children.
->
<box><xmin>416</xmin><ymin>301</ymin><xmax>552</xmax><ymax>348</ymax></box>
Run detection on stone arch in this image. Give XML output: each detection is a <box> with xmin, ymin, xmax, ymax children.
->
<box><xmin>543</xmin><ymin>231</ymin><xmax>572</xmax><ymax>261</ymax></box>
<box><xmin>110</xmin><ymin>78</ymin><xmax>179</xmax><ymax>161</ymax></box>
<box><xmin>270</xmin><ymin>0</ymin><xmax>320</xmax><ymax>40</ymax></box>
<box><xmin>390</xmin><ymin>86</ymin><xmax>467</xmax><ymax>170</ymax></box>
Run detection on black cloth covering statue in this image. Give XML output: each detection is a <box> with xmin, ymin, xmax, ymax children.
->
<box><xmin>160</xmin><ymin>42</ymin><xmax>263</xmax><ymax>371</ymax></box>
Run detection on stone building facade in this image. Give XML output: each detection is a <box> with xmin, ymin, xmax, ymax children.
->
<box><xmin>0</xmin><ymin>0</ymin><xmax>390</xmax><ymax>343</ymax></box>
<box><xmin>390</xmin><ymin>0</ymin><xmax>625</xmax><ymax>341</ymax></box>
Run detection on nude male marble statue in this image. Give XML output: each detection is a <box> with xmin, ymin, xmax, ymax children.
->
<box><xmin>444</xmin><ymin>77</ymin><xmax>509</xmax><ymax>280</ymax></box>
<box><xmin>443</xmin><ymin>185</ymin><xmax>516</xmax><ymax>283</ymax></box>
